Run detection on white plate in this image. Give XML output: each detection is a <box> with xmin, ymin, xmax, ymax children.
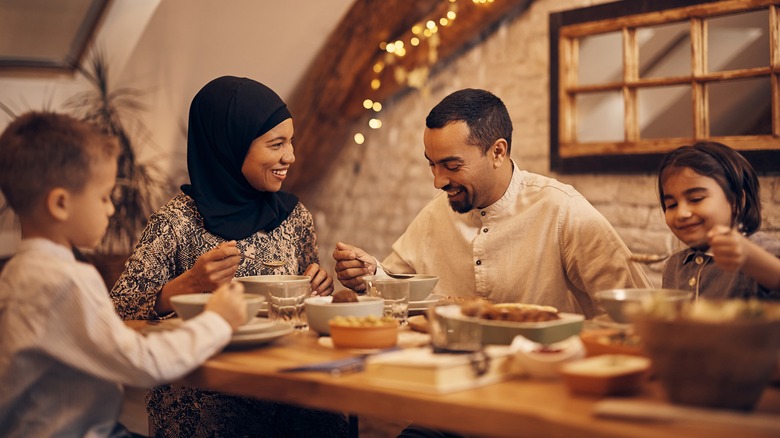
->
<box><xmin>236</xmin><ymin>317</ymin><xmax>276</xmax><ymax>335</ymax></box>
<box><xmin>230</xmin><ymin>322</ymin><xmax>294</xmax><ymax>346</ymax></box>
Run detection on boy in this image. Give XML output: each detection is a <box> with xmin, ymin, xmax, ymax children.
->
<box><xmin>0</xmin><ymin>111</ymin><xmax>247</xmax><ymax>437</ymax></box>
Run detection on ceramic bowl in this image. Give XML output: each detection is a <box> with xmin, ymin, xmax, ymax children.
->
<box><xmin>234</xmin><ymin>275</ymin><xmax>311</xmax><ymax>296</ymax></box>
<box><xmin>329</xmin><ymin>317</ymin><xmax>399</xmax><ymax>349</ymax></box>
<box><xmin>635</xmin><ymin>315</ymin><xmax>780</xmax><ymax>410</ymax></box>
<box><xmin>511</xmin><ymin>335</ymin><xmax>586</xmax><ymax>379</ymax></box>
<box><xmin>170</xmin><ymin>293</ymin><xmax>265</xmax><ymax>322</ymax></box>
<box><xmin>559</xmin><ymin>354</ymin><xmax>651</xmax><ymax>396</ymax></box>
<box><xmin>362</xmin><ymin>274</ymin><xmax>439</xmax><ymax>301</ymax></box>
<box><xmin>305</xmin><ymin>295</ymin><xmax>384</xmax><ymax>335</ymax></box>
<box><xmin>594</xmin><ymin>288</ymin><xmax>690</xmax><ymax>324</ymax></box>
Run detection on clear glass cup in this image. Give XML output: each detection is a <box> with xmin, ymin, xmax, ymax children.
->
<box><xmin>266</xmin><ymin>282</ymin><xmax>309</xmax><ymax>330</ymax></box>
<box><xmin>366</xmin><ymin>277</ymin><xmax>410</xmax><ymax>325</ymax></box>
<box><xmin>427</xmin><ymin>300</ymin><xmax>482</xmax><ymax>353</ymax></box>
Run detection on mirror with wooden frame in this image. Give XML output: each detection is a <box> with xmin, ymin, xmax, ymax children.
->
<box><xmin>549</xmin><ymin>0</ymin><xmax>780</xmax><ymax>173</ymax></box>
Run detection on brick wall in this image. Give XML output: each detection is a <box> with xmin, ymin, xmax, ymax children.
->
<box><xmin>301</xmin><ymin>0</ymin><xmax>780</xmax><ymax>289</ymax></box>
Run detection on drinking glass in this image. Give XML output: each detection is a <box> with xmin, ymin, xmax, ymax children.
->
<box><xmin>367</xmin><ymin>277</ymin><xmax>410</xmax><ymax>325</ymax></box>
<box><xmin>266</xmin><ymin>282</ymin><xmax>309</xmax><ymax>330</ymax></box>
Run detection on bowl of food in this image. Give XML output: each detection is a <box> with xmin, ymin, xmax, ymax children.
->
<box><xmin>362</xmin><ymin>274</ymin><xmax>439</xmax><ymax>301</ymax></box>
<box><xmin>305</xmin><ymin>291</ymin><xmax>384</xmax><ymax>335</ymax></box>
<box><xmin>594</xmin><ymin>288</ymin><xmax>690</xmax><ymax>324</ymax></box>
<box><xmin>170</xmin><ymin>292</ymin><xmax>265</xmax><ymax>322</ymax></box>
<box><xmin>436</xmin><ymin>299</ymin><xmax>585</xmax><ymax>345</ymax></box>
<box><xmin>234</xmin><ymin>275</ymin><xmax>311</xmax><ymax>296</ymax></box>
<box><xmin>635</xmin><ymin>299</ymin><xmax>780</xmax><ymax>411</ymax></box>
<box><xmin>559</xmin><ymin>354</ymin><xmax>651</xmax><ymax>396</ymax></box>
<box><xmin>329</xmin><ymin>315</ymin><xmax>399</xmax><ymax>349</ymax></box>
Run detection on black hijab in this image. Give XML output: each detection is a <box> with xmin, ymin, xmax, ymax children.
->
<box><xmin>181</xmin><ymin>76</ymin><xmax>298</xmax><ymax>240</ymax></box>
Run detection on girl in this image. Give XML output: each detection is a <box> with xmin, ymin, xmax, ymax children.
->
<box><xmin>658</xmin><ymin>141</ymin><xmax>780</xmax><ymax>300</ymax></box>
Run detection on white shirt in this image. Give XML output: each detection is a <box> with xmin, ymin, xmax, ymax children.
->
<box><xmin>0</xmin><ymin>239</ymin><xmax>232</xmax><ymax>438</ymax></box>
<box><xmin>383</xmin><ymin>165</ymin><xmax>651</xmax><ymax>317</ymax></box>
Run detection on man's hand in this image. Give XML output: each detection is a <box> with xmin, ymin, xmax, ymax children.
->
<box><xmin>333</xmin><ymin>242</ymin><xmax>376</xmax><ymax>292</ymax></box>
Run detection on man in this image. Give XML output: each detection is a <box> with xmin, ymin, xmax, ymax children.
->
<box><xmin>333</xmin><ymin>89</ymin><xmax>650</xmax><ymax>318</ymax></box>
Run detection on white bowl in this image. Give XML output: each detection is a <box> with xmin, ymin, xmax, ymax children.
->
<box><xmin>304</xmin><ymin>295</ymin><xmax>384</xmax><ymax>335</ymax></box>
<box><xmin>511</xmin><ymin>335</ymin><xmax>586</xmax><ymax>379</ymax></box>
<box><xmin>362</xmin><ymin>274</ymin><xmax>439</xmax><ymax>301</ymax></box>
<box><xmin>170</xmin><ymin>293</ymin><xmax>265</xmax><ymax>321</ymax></box>
<box><xmin>234</xmin><ymin>275</ymin><xmax>311</xmax><ymax>296</ymax></box>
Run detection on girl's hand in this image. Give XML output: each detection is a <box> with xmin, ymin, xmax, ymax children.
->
<box><xmin>708</xmin><ymin>226</ymin><xmax>746</xmax><ymax>272</ymax></box>
<box><xmin>303</xmin><ymin>263</ymin><xmax>334</xmax><ymax>296</ymax></box>
<box><xmin>188</xmin><ymin>241</ymin><xmax>241</xmax><ymax>291</ymax></box>
<box><xmin>206</xmin><ymin>282</ymin><xmax>248</xmax><ymax>331</ymax></box>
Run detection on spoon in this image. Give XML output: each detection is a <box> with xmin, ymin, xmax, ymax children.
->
<box><xmin>362</xmin><ymin>259</ymin><xmax>413</xmax><ymax>279</ymax></box>
<box><xmin>242</xmin><ymin>253</ymin><xmax>287</xmax><ymax>268</ymax></box>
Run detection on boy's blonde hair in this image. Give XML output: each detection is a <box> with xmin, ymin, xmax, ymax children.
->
<box><xmin>0</xmin><ymin>111</ymin><xmax>119</xmax><ymax>215</ymax></box>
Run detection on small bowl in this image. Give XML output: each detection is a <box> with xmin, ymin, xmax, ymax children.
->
<box><xmin>170</xmin><ymin>293</ymin><xmax>265</xmax><ymax>322</ymax></box>
<box><xmin>595</xmin><ymin>288</ymin><xmax>690</xmax><ymax>324</ymax></box>
<box><xmin>511</xmin><ymin>335</ymin><xmax>586</xmax><ymax>379</ymax></box>
<box><xmin>329</xmin><ymin>317</ymin><xmax>399</xmax><ymax>349</ymax></box>
<box><xmin>362</xmin><ymin>274</ymin><xmax>439</xmax><ymax>301</ymax></box>
<box><xmin>559</xmin><ymin>354</ymin><xmax>650</xmax><ymax>396</ymax></box>
<box><xmin>305</xmin><ymin>296</ymin><xmax>384</xmax><ymax>335</ymax></box>
<box><xmin>234</xmin><ymin>275</ymin><xmax>311</xmax><ymax>296</ymax></box>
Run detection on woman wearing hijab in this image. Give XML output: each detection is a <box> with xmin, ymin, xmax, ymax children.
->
<box><xmin>110</xmin><ymin>76</ymin><xmax>347</xmax><ymax>436</ymax></box>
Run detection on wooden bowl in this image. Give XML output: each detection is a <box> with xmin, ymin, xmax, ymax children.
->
<box><xmin>329</xmin><ymin>317</ymin><xmax>399</xmax><ymax>349</ymax></box>
<box><xmin>635</xmin><ymin>316</ymin><xmax>780</xmax><ymax>410</ymax></box>
<box><xmin>559</xmin><ymin>354</ymin><xmax>650</xmax><ymax>396</ymax></box>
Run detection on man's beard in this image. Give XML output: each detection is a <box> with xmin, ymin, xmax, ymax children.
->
<box><xmin>445</xmin><ymin>186</ymin><xmax>473</xmax><ymax>214</ymax></box>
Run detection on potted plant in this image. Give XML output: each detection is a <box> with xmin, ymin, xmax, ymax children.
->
<box><xmin>0</xmin><ymin>50</ymin><xmax>170</xmax><ymax>287</ymax></box>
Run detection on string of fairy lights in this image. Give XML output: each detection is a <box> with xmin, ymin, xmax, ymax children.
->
<box><xmin>354</xmin><ymin>0</ymin><xmax>495</xmax><ymax>145</ymax></box>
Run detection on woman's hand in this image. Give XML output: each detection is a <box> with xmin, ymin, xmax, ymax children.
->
<box><xmin>303</xmin><ymin>263</ymin><xmax>334</xmax><ymax>296</ymax></box>
<box><xmin>156</xmin><ymin>241</ymin><xmax>241</xmax><ymax>314</ymax></box>
<box><xmin>188</xmin><ymin>241</ymin><xmax>242</xmax><ymax>291</ymax></box>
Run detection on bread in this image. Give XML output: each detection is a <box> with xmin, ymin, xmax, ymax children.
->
<box><xmin>332</xmin><ymin>289</ymin><xmax>359</xmax><ymax>303</ymax></box>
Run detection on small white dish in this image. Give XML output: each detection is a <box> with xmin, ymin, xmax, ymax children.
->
<box><xmin>510</xmin><ymin>334</ymin><xmax>586</xmax><ymax>379</ymax></box>
<box><xmin>236</xmin><ymin>317</ymin><xmax>276</xmax><ymax>335</ymax></box>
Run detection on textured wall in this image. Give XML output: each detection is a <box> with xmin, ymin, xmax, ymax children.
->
<box><xmin>301</xmin><ymin>0</ymin><xmax>780</xmax><ymax>289</ymax></box>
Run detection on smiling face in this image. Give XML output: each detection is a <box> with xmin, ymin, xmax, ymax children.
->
<box><xmin>661</xmin><ymin>167</ymin><xmax>734</xmax><ymax>249</ymax></box>
<box><xmin>241</xmin><ymin>118</ymin><xmax>295</xmax><ymax>192</ymax></box>
<box><xmin>423</xmin><ymin>121</ymin><xmax>508</xmax><ymax>213</ymax></box>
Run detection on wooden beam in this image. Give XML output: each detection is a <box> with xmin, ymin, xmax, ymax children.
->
<box><xmin>285</xmin><ymin>0</ymin><xmax>533</xmax><ymax>193</ymax></box>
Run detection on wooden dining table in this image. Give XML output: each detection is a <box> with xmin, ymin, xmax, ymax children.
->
<box><xmin>128</xmin><ymin>320</ymin><xmax>780</xmax><ymax>438</ymax></box>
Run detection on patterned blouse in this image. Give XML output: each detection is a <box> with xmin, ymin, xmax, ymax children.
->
<box><xmin>110</xmin><ymin>193</ymin><xmax>347</xmax><ymax>437</ymax></box>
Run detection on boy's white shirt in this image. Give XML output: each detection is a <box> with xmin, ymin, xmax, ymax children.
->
<box><xmin>0</xmin><ymin>238</ymin><xmax>232</xmax><ymax>437</ymax></box>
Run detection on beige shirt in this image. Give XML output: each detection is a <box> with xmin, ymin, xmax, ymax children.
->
<box><xmin>382</xmin><ymin>165</ymin><xmax>650</xmax><ymax>318</ymax></box>
<box><xmin>0</xmin><ymin>239</ymin><xmax>231</xmax><ymax>438</ymax></box>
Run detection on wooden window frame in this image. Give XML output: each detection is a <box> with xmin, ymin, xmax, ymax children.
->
<box><xmin>549</xmin><ymin>0</ymin><xmax>780</xmax><ymax>173</ymax></box>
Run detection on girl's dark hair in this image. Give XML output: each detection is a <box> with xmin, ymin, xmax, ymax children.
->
<box><xmin>657</xmin><ymin>141</ymin><xmax>761</xmax><ymax>234</ymax></box>
<box><xmin>425</xmin><ymin>88</ymin><xmax>512</xmax><ymax>155</ymax></box>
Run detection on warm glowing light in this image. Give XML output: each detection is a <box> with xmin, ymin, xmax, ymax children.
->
<box><xmin>373</xmin><ymin>61</ymin><xmax>384</xmax><ymax>73</ymax></box>
<box><xmin>440</xmin><ymin>18</ymin><xmax>449</xmax><ymax>26</ymax></box>
<box><xmin>411</xmin><ymin>37</ymin><xmax>420</xmax><ymax>46</ymax></box>
<box><xmin>371</xmin><ymin>79</ymin><xmax>381</xmax><ymax>90</ymax></box>
<box><xmin>372</xmin><ymin>102</ymin><xmax>382</xmax><ymax>112</ymax></box>
<box><xmin>412</xmin><ymin>24</ymin><xmax>422</xmax><ymax>35</ymax></box>
<box><xmin>426</xmin><ymin>20</ymin><xmax>436</xmax><ymax>30</ymax></box>
<box><xmin>395</xmin><ymin>40</ymin><xmax>404</xmax><ymax>49</ymax></box>
<box><xmin>354</xmin><ymin>133</ymin><xmax>365</xmax><ymax>145</ymax></box>
<box><xmin>363</xmin><ymin>99</ymin><xmax>373</xmax><ymax>109</ymax></box>
<box><xmin>447</xmin><ymin>11</ymin><xmax>457</xmax><ymax>20</ymax></box>
<box><xmin>430</xmin><ymin>25</ymin><xmax>439</xmax><ymax>34</ymax></box>
<box><xmin>368</xmin><ymin>118</ymin><xmax>382</xmax><ymax>129</ymax></box>
<box><xmin>423</xmin><ymin>28</ymin><xmax>432</xmax><ymax>37</ymax></box>
<box><xmin>396</xmin><ymin>47</ymin><xmax>406</xmax><ymax>57</ymax></box>
<box><xmin>386</xmin><ymin>42</ymin><xmax>396</xmax><ymax>53</ymax></box>
<box><xmin>379</xmin><ymin>41</ymin><xmax>387</xmax><ymax>50</ymax></box>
